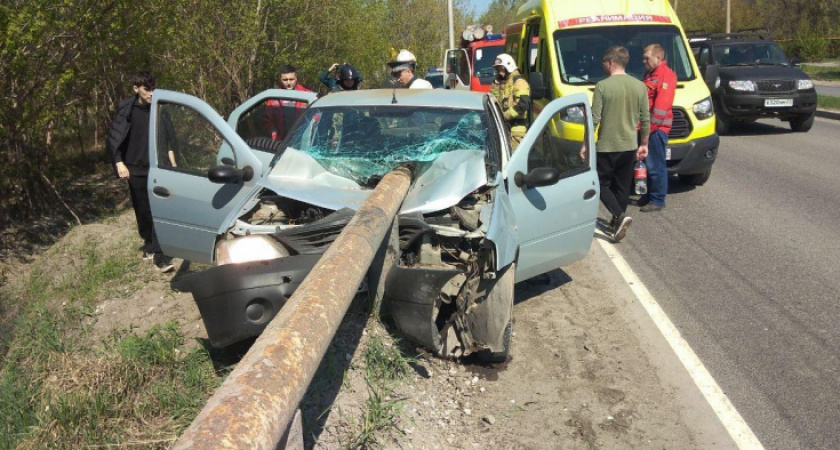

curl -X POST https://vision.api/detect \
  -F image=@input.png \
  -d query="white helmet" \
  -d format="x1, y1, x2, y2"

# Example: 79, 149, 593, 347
388, 49, 418, 71
493, 53, 518, 73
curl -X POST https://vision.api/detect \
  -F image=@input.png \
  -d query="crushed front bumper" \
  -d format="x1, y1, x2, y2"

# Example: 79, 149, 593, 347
178, 255, 320, 347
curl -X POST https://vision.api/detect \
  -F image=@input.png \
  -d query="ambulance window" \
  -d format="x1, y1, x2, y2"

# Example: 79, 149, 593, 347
526, 20, 541, 73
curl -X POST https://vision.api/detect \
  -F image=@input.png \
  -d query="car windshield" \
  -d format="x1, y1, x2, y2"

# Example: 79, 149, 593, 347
554, 24, 694, 84
274, 105, 489, 185
713, 42, 790, 66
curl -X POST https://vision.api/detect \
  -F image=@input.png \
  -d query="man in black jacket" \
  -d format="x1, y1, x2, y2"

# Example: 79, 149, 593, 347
107, 71, 175, 272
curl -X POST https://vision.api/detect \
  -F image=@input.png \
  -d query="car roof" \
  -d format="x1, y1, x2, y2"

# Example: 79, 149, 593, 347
311, 89, 486, 110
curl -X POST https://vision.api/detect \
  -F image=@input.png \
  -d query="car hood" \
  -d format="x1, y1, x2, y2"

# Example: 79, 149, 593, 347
258, 147, 488, 214
718, 65, 809, 81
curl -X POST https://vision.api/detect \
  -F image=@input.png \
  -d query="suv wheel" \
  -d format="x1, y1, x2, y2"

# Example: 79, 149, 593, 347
679, 168, 712, 186
789, 113, 814, 132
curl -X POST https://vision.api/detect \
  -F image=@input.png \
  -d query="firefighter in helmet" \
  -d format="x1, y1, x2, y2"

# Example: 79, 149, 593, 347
491, 53, 530, 150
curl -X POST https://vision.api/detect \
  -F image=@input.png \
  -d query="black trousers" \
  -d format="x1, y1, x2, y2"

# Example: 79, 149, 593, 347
596, 150, 636, 220
127, 175, 162, 254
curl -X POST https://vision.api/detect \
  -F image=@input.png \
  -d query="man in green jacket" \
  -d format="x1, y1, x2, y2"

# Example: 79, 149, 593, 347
591, 46, 650, 243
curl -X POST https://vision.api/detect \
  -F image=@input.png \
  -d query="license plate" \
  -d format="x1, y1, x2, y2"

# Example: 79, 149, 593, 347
666, 147, 672, 160
765, 98, 793, 107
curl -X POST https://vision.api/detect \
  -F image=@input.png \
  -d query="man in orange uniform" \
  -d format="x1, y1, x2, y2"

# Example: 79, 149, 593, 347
639, 43, 677, 212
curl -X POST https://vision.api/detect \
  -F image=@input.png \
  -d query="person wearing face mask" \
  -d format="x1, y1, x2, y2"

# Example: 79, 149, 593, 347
490, 53, 530, 150
388, 49, 433, 89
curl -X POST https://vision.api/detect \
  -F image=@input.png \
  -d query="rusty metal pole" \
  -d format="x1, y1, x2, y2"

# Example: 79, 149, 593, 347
174, 166, 413, 449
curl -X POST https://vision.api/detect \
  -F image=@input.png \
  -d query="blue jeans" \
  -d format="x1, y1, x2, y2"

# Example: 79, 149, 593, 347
647, 130, 669, 206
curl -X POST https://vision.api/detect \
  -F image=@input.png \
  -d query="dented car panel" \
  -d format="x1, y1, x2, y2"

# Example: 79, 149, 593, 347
148, 89, 598, 359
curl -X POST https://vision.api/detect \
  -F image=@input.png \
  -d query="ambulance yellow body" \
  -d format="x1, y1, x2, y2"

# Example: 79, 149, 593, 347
505, 0, 719, 185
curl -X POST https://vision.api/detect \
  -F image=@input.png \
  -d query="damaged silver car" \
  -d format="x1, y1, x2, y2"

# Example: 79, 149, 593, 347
147, 88, 599, 361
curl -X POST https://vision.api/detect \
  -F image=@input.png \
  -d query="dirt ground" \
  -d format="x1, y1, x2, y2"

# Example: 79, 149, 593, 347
4, 211, 736, 449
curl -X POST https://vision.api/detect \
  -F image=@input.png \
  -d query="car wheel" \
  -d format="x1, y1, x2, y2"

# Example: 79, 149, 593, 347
715, 111, 731, 135
789, 113, 814, 132
474, 263, 515, 363
679, 168, 712, 186
246, 136, 285, 153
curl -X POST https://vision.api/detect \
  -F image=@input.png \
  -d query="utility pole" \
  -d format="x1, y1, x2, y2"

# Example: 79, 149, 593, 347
726, 0, 731, 33
448, 0, 455, 50
674, 0, 678, 13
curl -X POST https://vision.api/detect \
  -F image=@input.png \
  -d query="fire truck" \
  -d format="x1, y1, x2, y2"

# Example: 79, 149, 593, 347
445, 25, 506, 92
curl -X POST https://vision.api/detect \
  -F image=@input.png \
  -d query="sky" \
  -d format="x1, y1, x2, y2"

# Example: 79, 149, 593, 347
467, 0, 493, 17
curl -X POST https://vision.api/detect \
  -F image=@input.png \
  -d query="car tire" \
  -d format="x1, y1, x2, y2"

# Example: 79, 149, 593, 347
474, 263, 515, 364
789, 113, 814, 132
246, 136, 285, 153
715, 111, 731, 135
679, 168, 712, 186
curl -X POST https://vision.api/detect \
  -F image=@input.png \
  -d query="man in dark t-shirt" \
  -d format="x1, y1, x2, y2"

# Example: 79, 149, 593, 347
107, 71, 176, 272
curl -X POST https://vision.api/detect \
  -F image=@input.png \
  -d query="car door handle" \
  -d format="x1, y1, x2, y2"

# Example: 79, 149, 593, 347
583, 189, 596, 200
153, 186, 171, 198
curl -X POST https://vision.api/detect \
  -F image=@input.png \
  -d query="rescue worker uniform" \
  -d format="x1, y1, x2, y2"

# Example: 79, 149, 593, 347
643, 61, 677, 208
491, 55, 530, 150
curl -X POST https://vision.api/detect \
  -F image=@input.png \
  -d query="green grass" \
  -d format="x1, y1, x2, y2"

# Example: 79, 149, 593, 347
341, 330, 416, 448
818, 95, 840, 111
802, 64, 840, 81
0, 236, 224, 448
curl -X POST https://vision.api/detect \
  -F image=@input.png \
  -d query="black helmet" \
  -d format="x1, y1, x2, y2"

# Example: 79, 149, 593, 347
337, 64, 361, 90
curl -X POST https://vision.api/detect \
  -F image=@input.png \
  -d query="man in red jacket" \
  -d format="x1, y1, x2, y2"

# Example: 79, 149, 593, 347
639, 44, 677, 212
265, 65, 312, 140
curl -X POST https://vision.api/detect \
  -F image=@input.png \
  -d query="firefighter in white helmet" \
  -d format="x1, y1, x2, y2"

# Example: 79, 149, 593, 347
491, 53, 531, 150
388, 49, 433, 89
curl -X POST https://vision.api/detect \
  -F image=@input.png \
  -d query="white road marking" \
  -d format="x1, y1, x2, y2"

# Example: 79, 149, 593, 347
597, 239, 765, 450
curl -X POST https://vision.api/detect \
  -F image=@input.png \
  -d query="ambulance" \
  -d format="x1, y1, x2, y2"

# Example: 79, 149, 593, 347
505, 0, 719, 185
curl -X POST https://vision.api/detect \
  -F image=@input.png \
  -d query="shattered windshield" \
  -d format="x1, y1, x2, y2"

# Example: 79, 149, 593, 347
275, 105, 489, 185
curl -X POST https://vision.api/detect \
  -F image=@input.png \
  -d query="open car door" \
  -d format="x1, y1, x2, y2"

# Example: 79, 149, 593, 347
444, 48, 472, 90
505, 93, 599, 281
147, 90, 312, 264
225, 89, 316, 167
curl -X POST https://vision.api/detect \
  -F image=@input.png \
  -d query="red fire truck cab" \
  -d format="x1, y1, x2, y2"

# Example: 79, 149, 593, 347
445, 28, 506, 92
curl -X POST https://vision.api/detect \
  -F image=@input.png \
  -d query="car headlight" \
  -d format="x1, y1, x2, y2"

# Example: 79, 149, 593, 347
693, 97, 714, 120
728, 80, 756, 92
798, 79, 814, 90
561, 105, 586, 123
216, 235, 289, 265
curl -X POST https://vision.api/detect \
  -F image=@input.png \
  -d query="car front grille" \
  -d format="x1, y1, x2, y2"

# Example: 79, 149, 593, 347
756, 80, 795, 94
668, 108, 691, 140
272, 208, 355, 255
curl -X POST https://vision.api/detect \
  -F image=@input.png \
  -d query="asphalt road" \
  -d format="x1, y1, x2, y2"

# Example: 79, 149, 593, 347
614, 116, 840, 449
816, 83, 840, 98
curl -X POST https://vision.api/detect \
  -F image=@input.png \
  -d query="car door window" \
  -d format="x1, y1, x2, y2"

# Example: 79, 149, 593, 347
526, 102, 589, 178
698, 47, 710, 65
157, 103, 234, 176
236, 97, 310, 146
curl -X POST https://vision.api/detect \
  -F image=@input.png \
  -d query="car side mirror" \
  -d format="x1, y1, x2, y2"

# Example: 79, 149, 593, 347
529, 72, 547, 100
208, 165, 254, 184
790, 57, 802, 67
703, 64, 720, 91
514, 167, 561, 189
